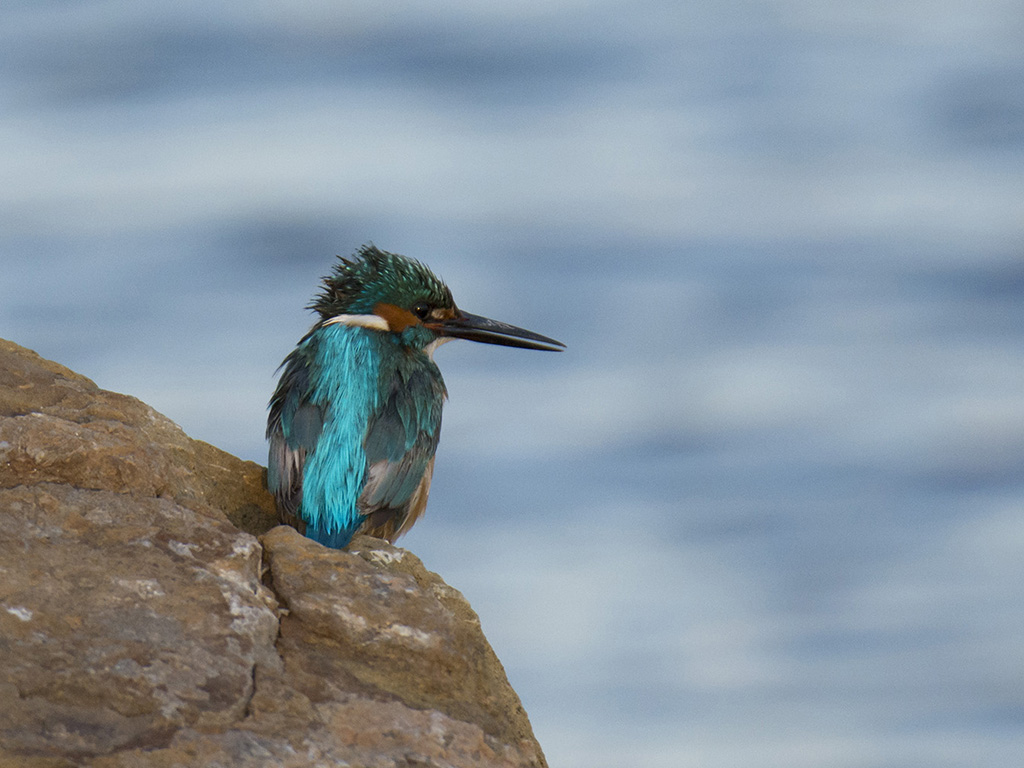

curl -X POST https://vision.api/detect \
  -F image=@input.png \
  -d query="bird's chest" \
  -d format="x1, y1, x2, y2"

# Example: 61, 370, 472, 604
374, 349, 447, 443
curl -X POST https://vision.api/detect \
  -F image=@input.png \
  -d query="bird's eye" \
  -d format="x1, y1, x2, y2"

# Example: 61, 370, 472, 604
412, 302, 431, 320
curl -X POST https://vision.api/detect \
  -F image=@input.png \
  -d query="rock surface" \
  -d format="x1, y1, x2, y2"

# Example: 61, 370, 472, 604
0, 339, 546, 768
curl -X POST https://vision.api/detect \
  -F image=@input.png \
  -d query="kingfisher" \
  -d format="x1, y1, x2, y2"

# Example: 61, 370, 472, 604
266, 244, 564, 549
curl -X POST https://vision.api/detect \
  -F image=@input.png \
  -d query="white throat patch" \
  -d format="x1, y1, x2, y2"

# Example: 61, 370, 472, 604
423, 336, 453, 360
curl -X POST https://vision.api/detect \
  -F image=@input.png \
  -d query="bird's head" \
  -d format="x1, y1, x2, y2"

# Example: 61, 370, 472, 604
311, 244, 565, 353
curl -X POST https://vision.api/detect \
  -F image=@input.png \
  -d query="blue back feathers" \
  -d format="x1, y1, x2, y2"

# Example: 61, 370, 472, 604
298, 323, 380, 546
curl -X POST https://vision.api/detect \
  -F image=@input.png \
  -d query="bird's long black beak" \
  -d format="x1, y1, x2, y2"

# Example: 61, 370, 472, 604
437, 311, 565, 351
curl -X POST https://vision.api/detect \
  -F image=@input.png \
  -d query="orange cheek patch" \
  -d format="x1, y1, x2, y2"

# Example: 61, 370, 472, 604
373, 302, 420, 332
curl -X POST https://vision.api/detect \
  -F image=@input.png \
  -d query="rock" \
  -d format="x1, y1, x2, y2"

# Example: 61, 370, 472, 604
0, 339, 278, 536
0, 339, 547, 768
0, 484, 278, 757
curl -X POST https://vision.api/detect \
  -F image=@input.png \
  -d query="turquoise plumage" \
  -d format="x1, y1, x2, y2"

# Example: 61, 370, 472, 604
267, 245, 563, 548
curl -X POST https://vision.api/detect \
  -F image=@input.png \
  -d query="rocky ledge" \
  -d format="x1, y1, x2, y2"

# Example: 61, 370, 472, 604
0, 339, 546, 768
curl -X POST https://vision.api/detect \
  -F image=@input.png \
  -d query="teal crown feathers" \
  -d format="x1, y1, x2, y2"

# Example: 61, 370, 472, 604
309, 244, 454, 318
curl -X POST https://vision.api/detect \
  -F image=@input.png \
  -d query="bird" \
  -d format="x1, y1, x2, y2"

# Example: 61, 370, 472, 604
266, 244, 564, 549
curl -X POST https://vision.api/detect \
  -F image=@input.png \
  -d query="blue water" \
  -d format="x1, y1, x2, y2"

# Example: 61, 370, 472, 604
3, 3, 1024, 765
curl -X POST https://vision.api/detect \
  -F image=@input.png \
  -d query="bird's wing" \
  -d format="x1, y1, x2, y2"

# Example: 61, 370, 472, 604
266, 349, 324, 530
358, 365, 444, 541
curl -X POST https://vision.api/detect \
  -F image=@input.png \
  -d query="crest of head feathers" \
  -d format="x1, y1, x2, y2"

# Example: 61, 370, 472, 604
309, 244, 454, 318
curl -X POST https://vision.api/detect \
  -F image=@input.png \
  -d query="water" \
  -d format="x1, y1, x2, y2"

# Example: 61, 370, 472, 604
3, 2, 1024, 765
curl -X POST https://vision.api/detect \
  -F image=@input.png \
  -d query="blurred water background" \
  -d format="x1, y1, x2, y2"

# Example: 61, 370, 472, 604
3, 2, 1024, 766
